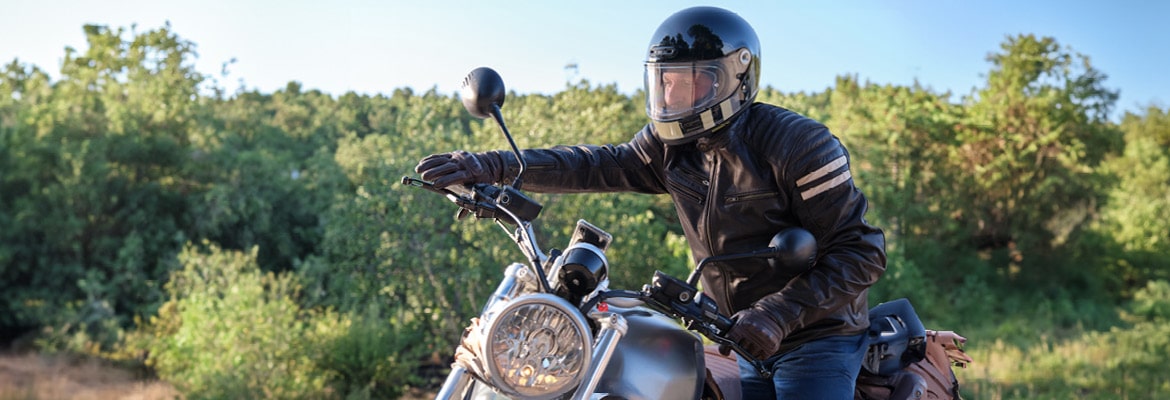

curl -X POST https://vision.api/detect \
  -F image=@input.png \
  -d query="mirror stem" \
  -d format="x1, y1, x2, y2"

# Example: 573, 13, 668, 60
490, 104, 526, 190
686, 248, 781, 287
686, 259, 711, 287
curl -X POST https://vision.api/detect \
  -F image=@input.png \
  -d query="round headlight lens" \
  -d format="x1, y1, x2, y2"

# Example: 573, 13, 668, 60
482, 293, 592, 399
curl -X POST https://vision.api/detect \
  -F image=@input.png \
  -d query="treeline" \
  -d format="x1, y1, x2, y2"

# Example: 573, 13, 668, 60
1, 25, 1168, 399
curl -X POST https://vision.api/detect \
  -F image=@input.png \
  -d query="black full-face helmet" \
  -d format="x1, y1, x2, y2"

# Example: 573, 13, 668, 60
644, 6, 760, 145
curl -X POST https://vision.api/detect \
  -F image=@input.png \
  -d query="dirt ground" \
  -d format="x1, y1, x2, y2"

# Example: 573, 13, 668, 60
0, 352, 443, 400
0, 352, 178, 400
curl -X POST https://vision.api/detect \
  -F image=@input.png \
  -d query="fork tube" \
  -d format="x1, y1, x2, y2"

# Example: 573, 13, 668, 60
571, 312, 628, 400
434, 365, 470, 400
482, 263, 525, 313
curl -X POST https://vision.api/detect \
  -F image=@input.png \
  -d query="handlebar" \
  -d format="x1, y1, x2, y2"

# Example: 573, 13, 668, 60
402, 175, 770, 377
401, 177, 500, 220
401, 177, 542, 225
580, 271, 772, 378
646, 271, 733, 334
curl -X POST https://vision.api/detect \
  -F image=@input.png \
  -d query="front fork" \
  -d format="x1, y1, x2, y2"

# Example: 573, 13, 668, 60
433, 312, 629, 400
435, 365, 472, 400
435, 263, 527, 400
570, 311, 627, 400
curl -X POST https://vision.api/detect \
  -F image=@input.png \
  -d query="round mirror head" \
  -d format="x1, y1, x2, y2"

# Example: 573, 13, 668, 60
768, 228, 817, 272
461, 67, 506, 119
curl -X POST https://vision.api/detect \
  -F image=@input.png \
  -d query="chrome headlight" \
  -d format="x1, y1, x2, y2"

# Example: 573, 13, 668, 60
480, 293, 593, 399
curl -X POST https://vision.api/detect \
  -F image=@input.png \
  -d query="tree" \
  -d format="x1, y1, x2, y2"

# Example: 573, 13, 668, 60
0, 61, 56, 329
956, 34, 1121, 279
1099, 106, 1170, 286
0, 24, 204, 333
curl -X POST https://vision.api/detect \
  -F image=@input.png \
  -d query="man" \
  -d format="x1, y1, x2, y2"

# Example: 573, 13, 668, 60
416, 6, 886, 399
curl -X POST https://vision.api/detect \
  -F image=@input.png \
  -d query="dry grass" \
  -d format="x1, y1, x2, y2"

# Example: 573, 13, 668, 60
0, 353, 179, 400
399, 387, 439, 400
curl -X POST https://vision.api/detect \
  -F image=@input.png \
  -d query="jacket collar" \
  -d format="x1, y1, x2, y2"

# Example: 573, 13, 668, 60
695, 104, 752, 152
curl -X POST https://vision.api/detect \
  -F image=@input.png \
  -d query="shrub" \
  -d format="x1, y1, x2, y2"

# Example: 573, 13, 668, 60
141, 241, 332, 399
312, 306, 425, 400
962, 280, 1170, 399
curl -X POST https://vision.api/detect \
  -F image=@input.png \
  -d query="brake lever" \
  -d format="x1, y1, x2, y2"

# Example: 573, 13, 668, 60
587, 286, 773, 378
640, 271, 774, 378
705, 329, 773, 378
401, 176, 451, 196
401, 176, 492, 217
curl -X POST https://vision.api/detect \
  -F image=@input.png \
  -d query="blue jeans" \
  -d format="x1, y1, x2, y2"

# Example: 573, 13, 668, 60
737, 332, 868, 400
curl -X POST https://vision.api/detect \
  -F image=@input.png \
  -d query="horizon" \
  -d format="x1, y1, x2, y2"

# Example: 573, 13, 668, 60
2, 1, 1167, 120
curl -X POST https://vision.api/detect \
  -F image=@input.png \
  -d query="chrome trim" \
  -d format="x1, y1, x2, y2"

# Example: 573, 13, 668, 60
482, 263, 528, 312
435, 365, 471, 400
571, 312, 628, 400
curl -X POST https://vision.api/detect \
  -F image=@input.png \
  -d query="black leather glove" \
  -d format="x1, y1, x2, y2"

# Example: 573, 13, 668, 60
415, 151, 503, 188
723, 307, 785, 360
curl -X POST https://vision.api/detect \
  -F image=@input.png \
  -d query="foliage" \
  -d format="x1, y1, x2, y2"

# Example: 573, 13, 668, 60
0, 24, 199, 334
958, 35, 1121, 276
185, 84, 343, 274
311, 305, 426, 400
134, 241, 425, 399
141, 241, 332, 399
963, 280, 1170, 399
1097, 105, 1170, 288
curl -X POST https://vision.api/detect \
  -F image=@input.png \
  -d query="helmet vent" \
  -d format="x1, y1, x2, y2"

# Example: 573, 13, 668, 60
649, 44, 677, 58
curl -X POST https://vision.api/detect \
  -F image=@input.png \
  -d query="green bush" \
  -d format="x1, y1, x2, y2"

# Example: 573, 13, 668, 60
866, 245, 933, 308
1127, 280, 1170, 323
137, 240, 429, 399
312, 306, 425, 400
963, 280, 1170, 399
142, 241, 332, 399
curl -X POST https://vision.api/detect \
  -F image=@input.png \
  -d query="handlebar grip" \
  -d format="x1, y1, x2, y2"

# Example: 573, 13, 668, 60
696, 294, 733, 335
713, 313, 733, 334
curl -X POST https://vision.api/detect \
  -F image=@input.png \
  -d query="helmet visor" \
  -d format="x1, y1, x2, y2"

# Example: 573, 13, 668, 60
645, 60, 737, 121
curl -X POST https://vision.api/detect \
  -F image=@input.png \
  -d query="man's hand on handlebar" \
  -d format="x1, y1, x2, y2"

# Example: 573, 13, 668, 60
415, 150, 504, 188
720, 307, 785, 360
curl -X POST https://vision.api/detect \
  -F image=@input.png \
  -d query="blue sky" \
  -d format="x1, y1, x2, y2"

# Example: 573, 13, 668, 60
2, 0, 1167, 119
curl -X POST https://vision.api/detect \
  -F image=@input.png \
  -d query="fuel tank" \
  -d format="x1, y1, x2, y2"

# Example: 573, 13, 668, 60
593, 307, 706, 399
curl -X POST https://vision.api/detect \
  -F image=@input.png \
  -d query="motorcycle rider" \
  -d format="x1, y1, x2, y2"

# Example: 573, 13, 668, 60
416, 6, 886, 399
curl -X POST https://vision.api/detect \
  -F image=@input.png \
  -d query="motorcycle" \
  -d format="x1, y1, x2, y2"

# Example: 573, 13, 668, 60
403, 67, 970, 400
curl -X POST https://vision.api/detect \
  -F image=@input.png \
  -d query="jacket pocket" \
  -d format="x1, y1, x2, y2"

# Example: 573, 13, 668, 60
666, 167, 708, 205
667, 178, 706, 205
724, 189, 780, 204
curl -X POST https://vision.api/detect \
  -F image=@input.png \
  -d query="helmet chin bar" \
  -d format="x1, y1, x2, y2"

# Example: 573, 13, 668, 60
651, 89, 747, 145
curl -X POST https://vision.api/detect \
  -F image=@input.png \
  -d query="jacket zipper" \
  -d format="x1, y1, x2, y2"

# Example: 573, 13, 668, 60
698, 151, 735, 313
701, 151, 717, 257
725, 190, 780, 203
666, 179, 705, 204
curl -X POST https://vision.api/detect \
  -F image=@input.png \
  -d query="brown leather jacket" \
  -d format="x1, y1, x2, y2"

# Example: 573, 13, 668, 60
496, 103, 886, 354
